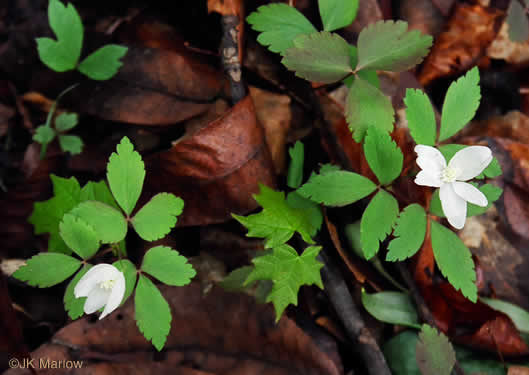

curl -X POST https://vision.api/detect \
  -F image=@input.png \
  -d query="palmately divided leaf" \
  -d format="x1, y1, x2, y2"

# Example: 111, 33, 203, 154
506, 0, 529, 43
13, 253, 81, 287
360, 190, 399, 259
346, 76, 395, 142
36, 0, 83, 72
286, 192, 323, 236
297, 169, 376, 206
233, 184, 315, 248
416, 324, 456, 375
245, 244, 323, 320
132, 193, 184, 241
247, 3, 317, 54
318, 0, 359, 32
141, 246, 196, 286
113, 259, 137, 305
404, 89, 437, 146
287, 141, 304, 189
55, 112, 78, 132
33, 125, 56, 144
79, 180, 119, 209
439, 67, 481, 141
78, 45, 128, 80
363, 126, 403, 185
430, 221, 477, 302
29, 175, 82, 254
356, 20, 432, 72
59, 213, 100, 259
64, 264, 91, 319
58, 135, 83, 155
107, 136, 145, 216
387, 204, 427, 261
282, 31, 353, 83
69, 201, 127, 244
134, 275, 171, 351
361, 290, 421, 329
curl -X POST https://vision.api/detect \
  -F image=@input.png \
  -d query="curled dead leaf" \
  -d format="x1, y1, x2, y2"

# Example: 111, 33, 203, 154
145, 95, 276, 226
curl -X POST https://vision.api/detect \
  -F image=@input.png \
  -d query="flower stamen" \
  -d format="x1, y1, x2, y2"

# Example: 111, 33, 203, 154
440, 166, 459, 183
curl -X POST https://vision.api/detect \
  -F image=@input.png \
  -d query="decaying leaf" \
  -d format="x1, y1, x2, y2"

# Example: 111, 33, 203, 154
145, 95, 276, 226
4, 283, 342, 375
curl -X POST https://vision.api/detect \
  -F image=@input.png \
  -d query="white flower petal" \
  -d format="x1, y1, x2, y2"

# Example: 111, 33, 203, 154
415, 170, 443, 187
74, 264, 118, 298
448, 146, 493, 181
440, 183, 467, 229
84, 287, 110, 314
415, 145, 447, 173
99, 271, 126, 320
453, 181, 488, 207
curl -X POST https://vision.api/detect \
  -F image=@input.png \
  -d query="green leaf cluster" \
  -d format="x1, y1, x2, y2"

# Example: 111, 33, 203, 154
248, 4, 432, 142
37, 0, 127, 80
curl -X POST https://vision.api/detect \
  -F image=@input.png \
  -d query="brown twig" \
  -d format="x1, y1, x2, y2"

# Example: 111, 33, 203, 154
220, 14, 246, 104
318, 249, 392, 375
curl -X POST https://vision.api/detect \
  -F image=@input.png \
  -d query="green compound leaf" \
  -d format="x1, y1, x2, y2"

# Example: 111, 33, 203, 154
107, 136, 146, 216
69, 201, 127, 243
36, 0, 83, 72
13, 253, 81, 287
481, 297, 529, 333
506, 0, 529, 43
78, 45, 128, 81
429, 183, 503, 218
439, 67, 481, 142
233, 184, 315, 248
247, 3, 317, 54
132, 193, 184, 241
361, 290, 421, 329
58, 135, 83, 155
29, 175, 82, 254
297, 169, 376, 206
404, 89, 436, 146
33, 125, 56, 144
219, 266, 254, 292
282, 31, 353, 83
430, 221, 477, 302
286, 192, 323, 236
360, 190, 399, 260
346, 76, 395, 142
345, 45, 380, 88
79, 180, 118, 209
59, 213, 99, 259
356, 20, 432, 72
55, 112, 78, 132
135, 275, 171, 351
141, 246, 196, 286
64, 264, 91, 319
416, 324, 456, 375
363, 127, 403, 185
287, 141, 304, 189
318, 0, 359, 31
387, 204, 427, 261
113, 259, 137, 305
245, 244, 323, 320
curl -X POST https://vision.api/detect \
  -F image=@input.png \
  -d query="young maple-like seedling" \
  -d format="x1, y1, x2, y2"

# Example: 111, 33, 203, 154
15, 136, 196, 351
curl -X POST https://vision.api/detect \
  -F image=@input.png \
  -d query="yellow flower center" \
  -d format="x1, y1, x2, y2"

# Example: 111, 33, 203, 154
99, 279, 116, 290
440, 166, 459, 183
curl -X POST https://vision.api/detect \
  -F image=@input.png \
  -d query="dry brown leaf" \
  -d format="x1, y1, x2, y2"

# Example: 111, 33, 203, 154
5, 283, 343, 375
488, 22, 529, 64
419, 3, 503, 85
144, 95, 276, 226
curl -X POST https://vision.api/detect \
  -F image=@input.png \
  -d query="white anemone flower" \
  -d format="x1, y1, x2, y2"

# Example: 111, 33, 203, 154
74, 263, 126, 320
414, 145, 493, 230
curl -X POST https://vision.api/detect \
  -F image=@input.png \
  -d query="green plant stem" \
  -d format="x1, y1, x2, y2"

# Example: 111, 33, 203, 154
39, 83, 79, 159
